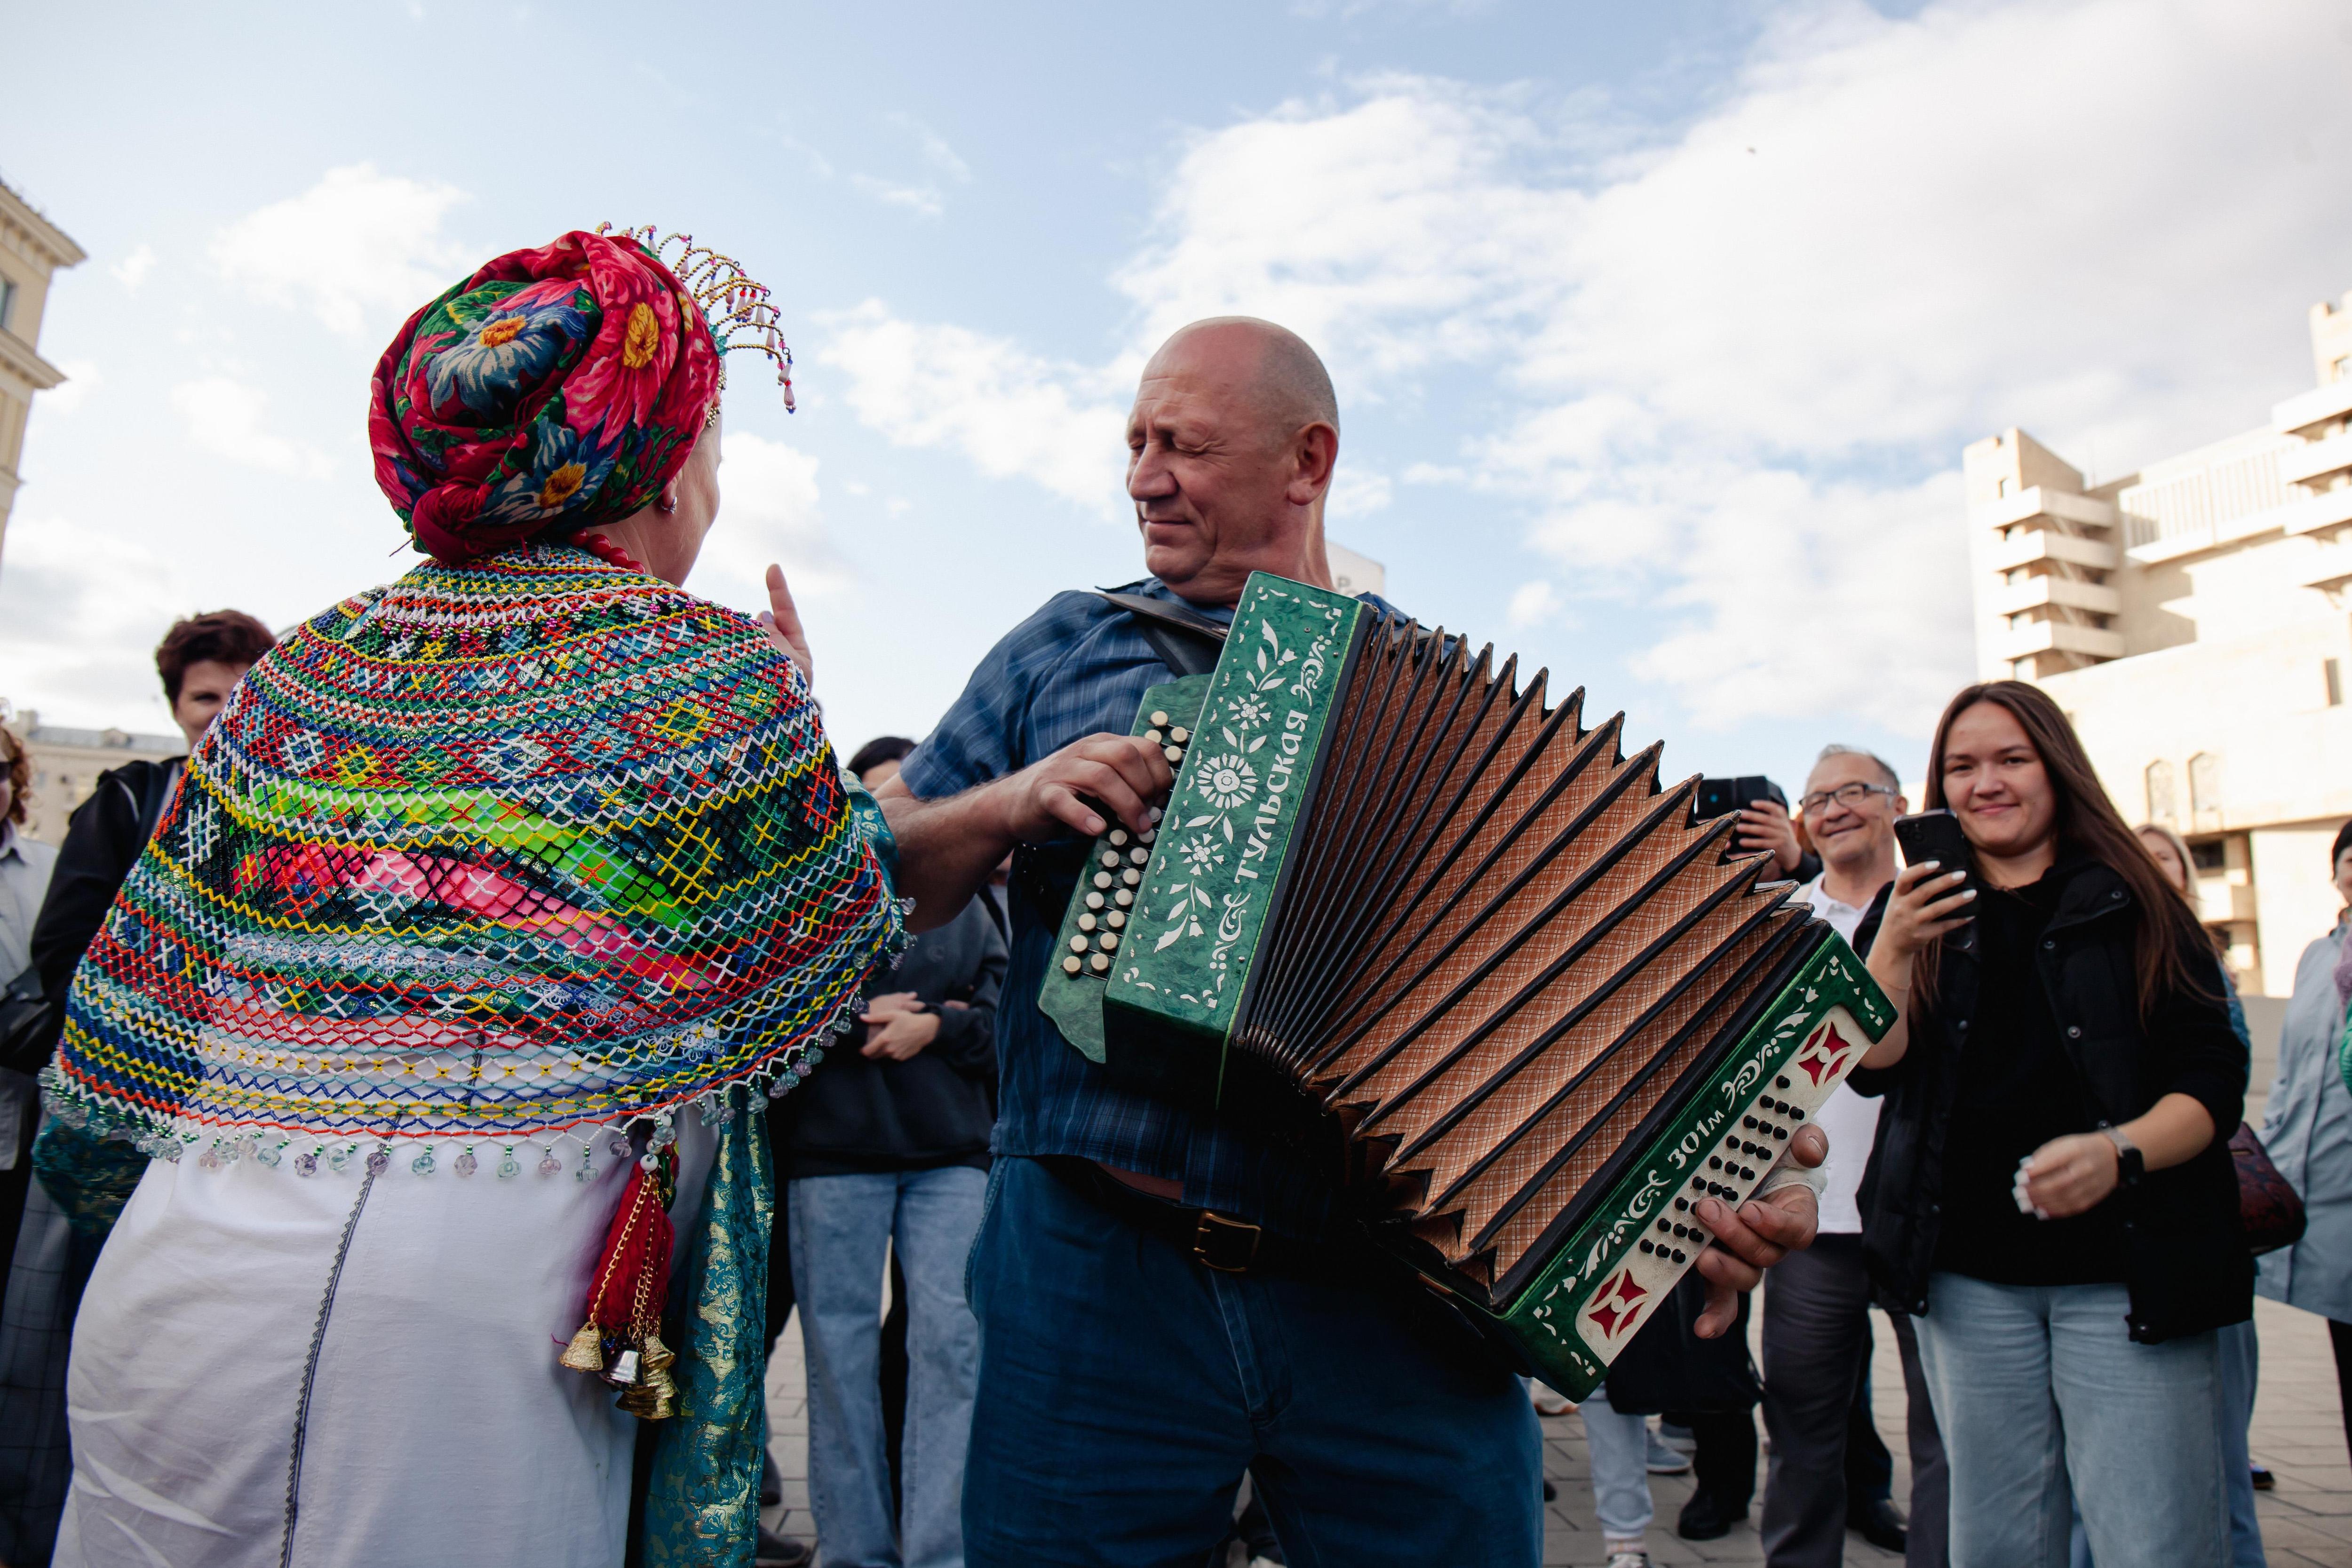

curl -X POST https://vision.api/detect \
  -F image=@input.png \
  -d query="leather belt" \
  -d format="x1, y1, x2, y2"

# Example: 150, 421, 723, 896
1045, 1158, 1352, 1278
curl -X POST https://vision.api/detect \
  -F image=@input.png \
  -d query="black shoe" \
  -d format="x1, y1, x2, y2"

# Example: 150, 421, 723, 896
754, 1524, 813, 1567
2251, 1464, 2276, 1491
1848, 1496, 1907, 1553
1677, 1491, 1746, 1541
1542, 1478, 1558, 1502
760, 1449, 783, 1507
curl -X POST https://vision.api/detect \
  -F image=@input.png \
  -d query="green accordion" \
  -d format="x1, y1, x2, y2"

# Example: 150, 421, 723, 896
1038, 573, 1893, 1398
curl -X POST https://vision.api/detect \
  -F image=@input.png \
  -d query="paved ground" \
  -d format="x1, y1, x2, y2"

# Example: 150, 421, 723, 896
763, 1291, 2349, 1565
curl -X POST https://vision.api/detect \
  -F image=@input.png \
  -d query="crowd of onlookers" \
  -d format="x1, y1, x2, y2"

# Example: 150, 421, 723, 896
5, 617, 2352, 1568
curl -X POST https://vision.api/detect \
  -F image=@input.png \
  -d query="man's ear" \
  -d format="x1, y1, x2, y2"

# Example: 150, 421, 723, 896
1287, 422, 1339, 504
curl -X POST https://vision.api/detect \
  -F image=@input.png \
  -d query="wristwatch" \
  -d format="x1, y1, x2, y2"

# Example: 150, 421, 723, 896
2099, 1125, 2145, 1189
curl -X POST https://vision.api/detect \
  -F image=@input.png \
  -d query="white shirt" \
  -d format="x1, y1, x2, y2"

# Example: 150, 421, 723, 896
1800, 873, 1884, 1234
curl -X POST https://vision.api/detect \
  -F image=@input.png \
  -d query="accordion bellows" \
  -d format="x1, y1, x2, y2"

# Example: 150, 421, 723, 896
1041, 573, 1891, 1396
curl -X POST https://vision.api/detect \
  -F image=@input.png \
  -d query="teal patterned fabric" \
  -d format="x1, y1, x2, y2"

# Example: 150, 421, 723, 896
642, 1087, 771, 1567
30, 1117, 147, 1239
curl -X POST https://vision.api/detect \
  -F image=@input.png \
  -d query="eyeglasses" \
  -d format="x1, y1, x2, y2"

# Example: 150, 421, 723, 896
1798, 781, 1895, 818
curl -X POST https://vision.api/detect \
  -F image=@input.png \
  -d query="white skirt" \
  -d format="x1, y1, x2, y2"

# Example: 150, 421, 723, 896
54, 1122, 713, 1568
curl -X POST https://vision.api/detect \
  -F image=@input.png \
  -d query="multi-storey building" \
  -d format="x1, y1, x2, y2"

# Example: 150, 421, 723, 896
0, 176, 85, 570
2, 710, 182, 847
1964, 287, 2352, 996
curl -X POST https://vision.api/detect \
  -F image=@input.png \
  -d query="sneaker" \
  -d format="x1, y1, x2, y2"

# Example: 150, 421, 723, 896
2251, 1464, 2276, 1491
1604, 1551, 1653, 1568
1644, 1428, 1692, 1474
1654, 1419, 1696, 1455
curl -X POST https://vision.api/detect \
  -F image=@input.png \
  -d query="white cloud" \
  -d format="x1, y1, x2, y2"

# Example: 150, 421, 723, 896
209, 164, 469, 335
110, 245, 156, 292
816, 300, 1128, 509
849, 175, 946, 219
803, 0, 2352, 739
1506, 579, 1560, 628
0, 512, 187, 726
42, 360, 101, 415
170, 378, 334, 478
888, 113, 973, 183
1327, 466, 1392, 519
696, 431, 850, 599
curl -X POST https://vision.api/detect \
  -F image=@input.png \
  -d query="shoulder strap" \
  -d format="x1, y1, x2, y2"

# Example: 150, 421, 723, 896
1095, 589, 1228, 678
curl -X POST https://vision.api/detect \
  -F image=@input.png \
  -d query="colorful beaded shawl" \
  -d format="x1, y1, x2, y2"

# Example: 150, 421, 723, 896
40, 544, 902, 1177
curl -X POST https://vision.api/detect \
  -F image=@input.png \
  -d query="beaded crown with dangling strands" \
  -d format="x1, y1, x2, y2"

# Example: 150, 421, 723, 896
595, 224, 795, 429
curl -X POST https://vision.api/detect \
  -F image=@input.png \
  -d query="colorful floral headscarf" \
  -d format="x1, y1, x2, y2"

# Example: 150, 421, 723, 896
369, 230, 723, 563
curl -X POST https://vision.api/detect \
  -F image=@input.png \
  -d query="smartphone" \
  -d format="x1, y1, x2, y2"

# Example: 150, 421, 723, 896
1893, 810, 1974, 919
1696, 776, 1785, 821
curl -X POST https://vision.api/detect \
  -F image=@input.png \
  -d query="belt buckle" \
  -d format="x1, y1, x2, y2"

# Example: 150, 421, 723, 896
1192, 1210, 1262, 1274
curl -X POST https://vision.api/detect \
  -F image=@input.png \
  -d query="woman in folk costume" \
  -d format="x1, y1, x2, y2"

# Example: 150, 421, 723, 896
32, 227, 902, 1566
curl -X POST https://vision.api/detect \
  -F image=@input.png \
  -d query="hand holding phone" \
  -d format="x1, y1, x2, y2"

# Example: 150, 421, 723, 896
1877, 810, 1978, 963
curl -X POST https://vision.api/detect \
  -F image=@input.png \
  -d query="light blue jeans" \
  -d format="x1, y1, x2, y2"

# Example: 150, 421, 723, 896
2070, 1317, 2266, 1568
1578, 1383, 1654, 1543
1915, 1273, 2225, 1568
790, 1166, 988, 1568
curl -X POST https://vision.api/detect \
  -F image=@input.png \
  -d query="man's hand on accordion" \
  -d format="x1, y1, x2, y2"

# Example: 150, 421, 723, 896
876, 732, 1174, 931
1688, 1121, 1829, 1338
1003, 732, 1176, 841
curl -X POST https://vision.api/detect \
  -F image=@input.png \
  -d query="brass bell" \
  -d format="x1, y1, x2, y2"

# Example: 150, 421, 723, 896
639, 1331, 676, 1376
618, 1368, 676, 1419
558, 1321, 605, 1374
602, 1347, 642, 1387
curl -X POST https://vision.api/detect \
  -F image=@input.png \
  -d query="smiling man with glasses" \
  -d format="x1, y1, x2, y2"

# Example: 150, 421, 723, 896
1759, 745, 1951, 1568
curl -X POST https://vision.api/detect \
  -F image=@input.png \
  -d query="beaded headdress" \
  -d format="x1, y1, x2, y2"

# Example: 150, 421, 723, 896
370, 226, 795, 563
596, 225, 795, 425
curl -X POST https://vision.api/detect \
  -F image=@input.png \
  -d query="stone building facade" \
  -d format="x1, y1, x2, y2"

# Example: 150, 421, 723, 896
0, 176, 85, 570
1964, 288, 2352, 995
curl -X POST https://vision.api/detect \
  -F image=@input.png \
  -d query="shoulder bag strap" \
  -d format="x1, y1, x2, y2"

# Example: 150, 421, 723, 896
1094, 589, 1228, 678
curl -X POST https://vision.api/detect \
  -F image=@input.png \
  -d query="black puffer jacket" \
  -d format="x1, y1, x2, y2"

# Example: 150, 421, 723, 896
1849, 850, 2251, 1343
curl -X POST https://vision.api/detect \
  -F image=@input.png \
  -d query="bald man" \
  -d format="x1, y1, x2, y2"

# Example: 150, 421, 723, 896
877, 320, 1814, 1567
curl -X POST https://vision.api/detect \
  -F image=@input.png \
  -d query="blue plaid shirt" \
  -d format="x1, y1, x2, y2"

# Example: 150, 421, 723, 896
900, 577, 1399, 1239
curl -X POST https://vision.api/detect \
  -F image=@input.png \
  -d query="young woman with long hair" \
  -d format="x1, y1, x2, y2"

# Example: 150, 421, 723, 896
1849, 681, 2249, 1568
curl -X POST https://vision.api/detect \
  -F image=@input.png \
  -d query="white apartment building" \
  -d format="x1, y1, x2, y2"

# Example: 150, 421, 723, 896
1964, 288, 2352, 996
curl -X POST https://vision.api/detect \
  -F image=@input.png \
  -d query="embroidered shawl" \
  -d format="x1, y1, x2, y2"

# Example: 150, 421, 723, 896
42, 544, 901, 1176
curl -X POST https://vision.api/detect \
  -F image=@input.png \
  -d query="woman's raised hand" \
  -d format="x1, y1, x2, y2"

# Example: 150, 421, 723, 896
759, 563, 813, 684
1874, 860, 1976, 964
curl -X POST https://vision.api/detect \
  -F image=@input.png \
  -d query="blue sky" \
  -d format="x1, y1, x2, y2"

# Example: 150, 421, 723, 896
4, 0, 2349, 800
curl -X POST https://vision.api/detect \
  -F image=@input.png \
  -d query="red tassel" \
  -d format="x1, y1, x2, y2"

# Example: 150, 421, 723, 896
565, 1141, 677, 1385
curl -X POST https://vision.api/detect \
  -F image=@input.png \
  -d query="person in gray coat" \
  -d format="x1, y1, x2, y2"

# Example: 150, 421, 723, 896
2256, 818, 2352, 1469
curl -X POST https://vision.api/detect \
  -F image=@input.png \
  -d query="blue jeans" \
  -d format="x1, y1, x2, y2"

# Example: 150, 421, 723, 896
1914, 1273, 2224, 1568
791, 1165, 988, 1568
2217, 1319, 2265, 1567
961, 1157, 1541, 1568
1579, 1383, 1654, 1543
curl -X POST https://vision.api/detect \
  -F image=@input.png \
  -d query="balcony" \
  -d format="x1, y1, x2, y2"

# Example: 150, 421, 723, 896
2280, 431, 2352, 491
2279, 484, 2352, 539
2274, 377, 2352, 440
1991, 618, 2125, 663
1986, 528, 2119, 573
1989, 575, 2122, 618
1974, 486, 2119, 533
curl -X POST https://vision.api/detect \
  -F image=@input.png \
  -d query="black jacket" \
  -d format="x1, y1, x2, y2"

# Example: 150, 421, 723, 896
772, 894, 1007, 1178
1848, 850, 2251, 1342
28, 760, 181, 1006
